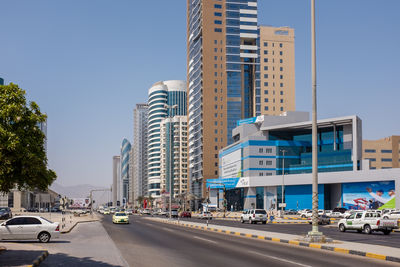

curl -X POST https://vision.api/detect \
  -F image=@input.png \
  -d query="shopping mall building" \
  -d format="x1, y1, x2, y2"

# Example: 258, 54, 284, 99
207, 112, 399, 211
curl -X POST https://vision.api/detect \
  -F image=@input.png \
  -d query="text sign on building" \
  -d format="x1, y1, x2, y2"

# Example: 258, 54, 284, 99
221, 149, 242, 178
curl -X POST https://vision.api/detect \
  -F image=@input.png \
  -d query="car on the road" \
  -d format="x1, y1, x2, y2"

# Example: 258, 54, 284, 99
0, 216, 60, 243
142, 209, 151, 215
199, 211, 213, 220
338, 211, 398, 235
0, 207, 12, 220
171, 210, 179, 218
112, 212, 129, 224
241, 209, 267, 224
300, 210, 312, 218
383, 211, 400, 220
180, 211, 191, 218
308, 215, 331, 225
103, 209, 110, 215
330, 212, 344, 218
125, 209, 133, 215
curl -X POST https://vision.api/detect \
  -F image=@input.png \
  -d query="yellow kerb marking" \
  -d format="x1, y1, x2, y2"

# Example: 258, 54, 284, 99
245, 234, 252, 238
334, 248, 349, 254
309, 244, 321, 249
366, 253, 386, 260
271, 238, 280, 242
235, 232, 241, 236
289, 240, 300, 245
258, 236, 265, 240
217, 229, 223, 232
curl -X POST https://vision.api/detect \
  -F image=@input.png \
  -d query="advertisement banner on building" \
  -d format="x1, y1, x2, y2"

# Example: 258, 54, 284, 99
70, 198, 90, 208
221, 149, 242, 178
342, 181, 395, 210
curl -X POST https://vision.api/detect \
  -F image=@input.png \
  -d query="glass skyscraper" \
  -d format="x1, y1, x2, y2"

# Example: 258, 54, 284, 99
120, 138, 131, 206
147, 80, 186, 199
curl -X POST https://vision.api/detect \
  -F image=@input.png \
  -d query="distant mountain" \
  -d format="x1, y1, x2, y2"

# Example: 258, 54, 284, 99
50, 182, 112, 207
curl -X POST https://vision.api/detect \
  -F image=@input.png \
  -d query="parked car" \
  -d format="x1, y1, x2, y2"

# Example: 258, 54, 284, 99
300, 210, 313, 218
285, 209, 298, 215
333, 207, 347, 214
0, 207, 12, 220
383, 211, 400, 220
330, 212, 344, 218
142, 209, 151, 215
199, 211, 213, 220
241, 209, 267, 224
324, 210, 333, 217
0, 216, 60, 242
338, 211, 398, 235
180, 211, 192, 218
308, 215, 331, 225
125, 209, 133, 215
171, 210, 179, 218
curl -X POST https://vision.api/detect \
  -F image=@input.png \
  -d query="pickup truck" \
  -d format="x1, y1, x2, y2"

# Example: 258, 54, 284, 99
338, 211, 398, 235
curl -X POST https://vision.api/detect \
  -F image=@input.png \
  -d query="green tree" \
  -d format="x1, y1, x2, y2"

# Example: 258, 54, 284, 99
0, 83, 56, 192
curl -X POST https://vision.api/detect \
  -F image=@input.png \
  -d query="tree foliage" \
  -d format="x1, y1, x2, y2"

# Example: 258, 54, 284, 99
0, 83, 56, 192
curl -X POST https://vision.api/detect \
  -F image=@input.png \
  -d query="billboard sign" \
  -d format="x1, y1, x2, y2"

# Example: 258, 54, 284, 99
342, 181, 395, 210
70, 198, 91, 208
221, 149, 241, 178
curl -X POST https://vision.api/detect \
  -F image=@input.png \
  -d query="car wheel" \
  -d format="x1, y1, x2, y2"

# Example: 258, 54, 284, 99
364, 224, 372, 234
262, 221, 266, 224
241, 218, 244, 223
339, 224, 346, 232
301, 215, 306, 218
38, 232, 51, 243
383, 230, 391, 235
383, 216, 389, 219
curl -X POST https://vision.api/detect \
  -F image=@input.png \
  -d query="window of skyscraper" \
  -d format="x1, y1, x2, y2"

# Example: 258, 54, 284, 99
280, 107, 283, 111
264, 98, 268, 103
214, 4, 222, 8
214, 20, 222, 25
214, 12, 222, 16
280, 99, 283, 103
382, 158, 392, 162
264, 90, 268, 94
280, 51, 283, 55
280, 67, 283, 71
280, 43, 283, 47
280, 59, 283, 63
264, 106, 268, 111
280, 91, 283, 95
264, 58, 268, 63
264, 82, 268, 86
264, 42, 268, 46
264, 50, 268, 54
214, 28, 222, 32
264, 66, 268, 70
381, 150, 392, 153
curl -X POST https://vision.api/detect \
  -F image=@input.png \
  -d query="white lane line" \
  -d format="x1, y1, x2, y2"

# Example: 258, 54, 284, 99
161, 227, 174, 232
248, 251, 313, 267
193, 236, 218, 244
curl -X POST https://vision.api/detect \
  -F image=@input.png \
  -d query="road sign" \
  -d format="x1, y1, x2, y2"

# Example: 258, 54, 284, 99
279, 203, 287, 208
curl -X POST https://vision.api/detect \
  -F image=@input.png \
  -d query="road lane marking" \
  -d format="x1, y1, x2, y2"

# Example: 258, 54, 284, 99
248, 251, 313, 267
161, 227, 174, 232
193, 236, 218, 244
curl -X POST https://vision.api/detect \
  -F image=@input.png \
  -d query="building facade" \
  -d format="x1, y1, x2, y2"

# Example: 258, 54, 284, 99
147, 80, 186, 198
363, 136, 400, 170
120, 139, 131, 206
187, 1, 296, 207
160, 116, 189, 201
132, 103, 149, 206
259, 26, 295, 115
112, 155, 121, 206
208, 111, 365, 211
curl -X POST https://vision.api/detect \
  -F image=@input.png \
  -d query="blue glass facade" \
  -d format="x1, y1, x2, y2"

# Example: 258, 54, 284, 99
121, 138, 131, 204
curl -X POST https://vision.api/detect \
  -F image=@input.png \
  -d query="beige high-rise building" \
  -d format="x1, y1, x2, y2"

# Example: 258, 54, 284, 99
259, 26, 295, 115
363, 136, 400, 169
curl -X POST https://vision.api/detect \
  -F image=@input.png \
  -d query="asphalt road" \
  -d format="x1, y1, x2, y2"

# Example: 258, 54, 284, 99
173, 216, 400, 248
101, 215, 398, 267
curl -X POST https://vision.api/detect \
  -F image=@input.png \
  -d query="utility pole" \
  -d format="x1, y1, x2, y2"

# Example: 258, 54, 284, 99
307, 0, 324, 242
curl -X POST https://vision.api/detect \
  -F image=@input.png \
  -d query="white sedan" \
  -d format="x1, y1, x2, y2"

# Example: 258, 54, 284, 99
0, 216, 60, 243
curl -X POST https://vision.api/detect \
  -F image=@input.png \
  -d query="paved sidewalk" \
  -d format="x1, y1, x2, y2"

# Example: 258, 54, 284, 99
0, 242, 47, 267
146, 216, 400, 263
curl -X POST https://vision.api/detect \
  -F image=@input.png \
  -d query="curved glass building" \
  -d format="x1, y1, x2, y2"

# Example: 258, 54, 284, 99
121, 138, 131, 206
147, 80, 186, 198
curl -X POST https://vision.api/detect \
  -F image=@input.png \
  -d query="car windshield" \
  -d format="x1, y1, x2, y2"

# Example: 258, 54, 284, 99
40, 217, 53, 223
0, 208, 8, 211
116, 213, 126, 216
255, 210, 266, 214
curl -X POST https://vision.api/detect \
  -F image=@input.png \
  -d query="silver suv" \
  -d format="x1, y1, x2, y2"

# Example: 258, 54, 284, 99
241, 209, 267, 224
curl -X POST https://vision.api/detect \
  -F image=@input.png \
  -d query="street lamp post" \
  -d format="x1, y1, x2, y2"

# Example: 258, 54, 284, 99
307, 0, 324, 241
281, 149, 286, 216
165, 104, 178, 220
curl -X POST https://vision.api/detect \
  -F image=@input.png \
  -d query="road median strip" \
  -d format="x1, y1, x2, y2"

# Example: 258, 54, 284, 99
27, 250, 49, 267
150, 218, 400, 264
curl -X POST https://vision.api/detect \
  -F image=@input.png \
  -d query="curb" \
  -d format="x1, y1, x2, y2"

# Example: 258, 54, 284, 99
27, 250, 49, 267
157, 219, 400, 264
61, 219, 99, 234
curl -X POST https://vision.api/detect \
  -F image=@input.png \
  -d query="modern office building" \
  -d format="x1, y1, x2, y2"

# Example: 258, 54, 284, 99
259, 26, 295, 115
187, 1, 296, 207
147, 80, 186, 199
206, 111, 380, 211
112, 155, 121, 206
132, 103, 149, 206
120, 139, 131, 206
160, 116, 189, 202
363, 136, 400, 170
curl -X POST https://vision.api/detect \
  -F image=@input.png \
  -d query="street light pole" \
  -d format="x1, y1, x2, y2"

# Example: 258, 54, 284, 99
281, 150, 286, 216
307, 0, 323, 241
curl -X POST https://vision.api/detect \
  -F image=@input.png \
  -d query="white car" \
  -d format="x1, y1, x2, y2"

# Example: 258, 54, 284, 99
0, 216, 60, 243
199, 211, 213, 220
330, 212, 344, 218
383, 211, 400, 220
241, 209, 267, 224
338, 211, 398, 235
300, 210, 312, 218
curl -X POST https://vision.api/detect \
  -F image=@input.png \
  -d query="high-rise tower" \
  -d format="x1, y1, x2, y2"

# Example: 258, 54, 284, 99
120, 139, 131, 206
147, 80, 186, 199
187, 0, 261, 205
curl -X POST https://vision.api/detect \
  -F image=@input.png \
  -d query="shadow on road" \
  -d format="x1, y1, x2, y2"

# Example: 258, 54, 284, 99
0, 240, 71, 244
0, 249, 45, 266
42, 253, 124, 267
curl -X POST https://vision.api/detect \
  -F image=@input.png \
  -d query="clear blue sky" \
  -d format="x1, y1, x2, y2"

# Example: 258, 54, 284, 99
1, 1, 399, 187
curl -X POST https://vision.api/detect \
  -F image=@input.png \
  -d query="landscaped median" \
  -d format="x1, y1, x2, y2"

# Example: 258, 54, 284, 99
145, 217, 400, 264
